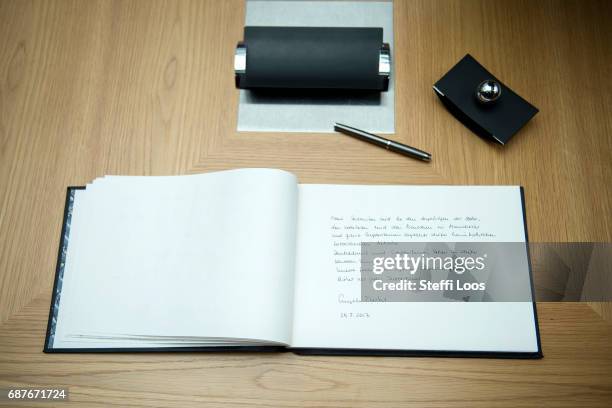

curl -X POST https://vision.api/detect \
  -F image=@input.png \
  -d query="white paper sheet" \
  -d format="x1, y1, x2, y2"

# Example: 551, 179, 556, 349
53, 169, 298, 348
291, 185, 539, 352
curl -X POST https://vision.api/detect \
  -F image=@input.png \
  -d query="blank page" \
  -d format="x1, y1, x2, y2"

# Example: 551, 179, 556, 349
53, 169, 297, 348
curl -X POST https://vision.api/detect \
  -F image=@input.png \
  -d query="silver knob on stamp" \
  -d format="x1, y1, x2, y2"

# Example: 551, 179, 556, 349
475, 79, 502, 104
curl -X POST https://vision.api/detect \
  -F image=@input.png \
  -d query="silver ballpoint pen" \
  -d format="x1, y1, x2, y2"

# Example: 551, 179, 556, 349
334, 123, 431, 162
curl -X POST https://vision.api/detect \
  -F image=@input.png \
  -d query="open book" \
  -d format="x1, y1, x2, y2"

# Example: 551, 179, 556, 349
45, 169, 541, 357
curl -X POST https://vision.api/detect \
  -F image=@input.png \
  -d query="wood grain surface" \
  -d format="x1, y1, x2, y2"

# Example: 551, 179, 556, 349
0, 0, 610, 406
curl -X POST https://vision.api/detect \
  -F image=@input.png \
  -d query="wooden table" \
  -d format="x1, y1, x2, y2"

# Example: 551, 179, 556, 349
1, 0, 611, 406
